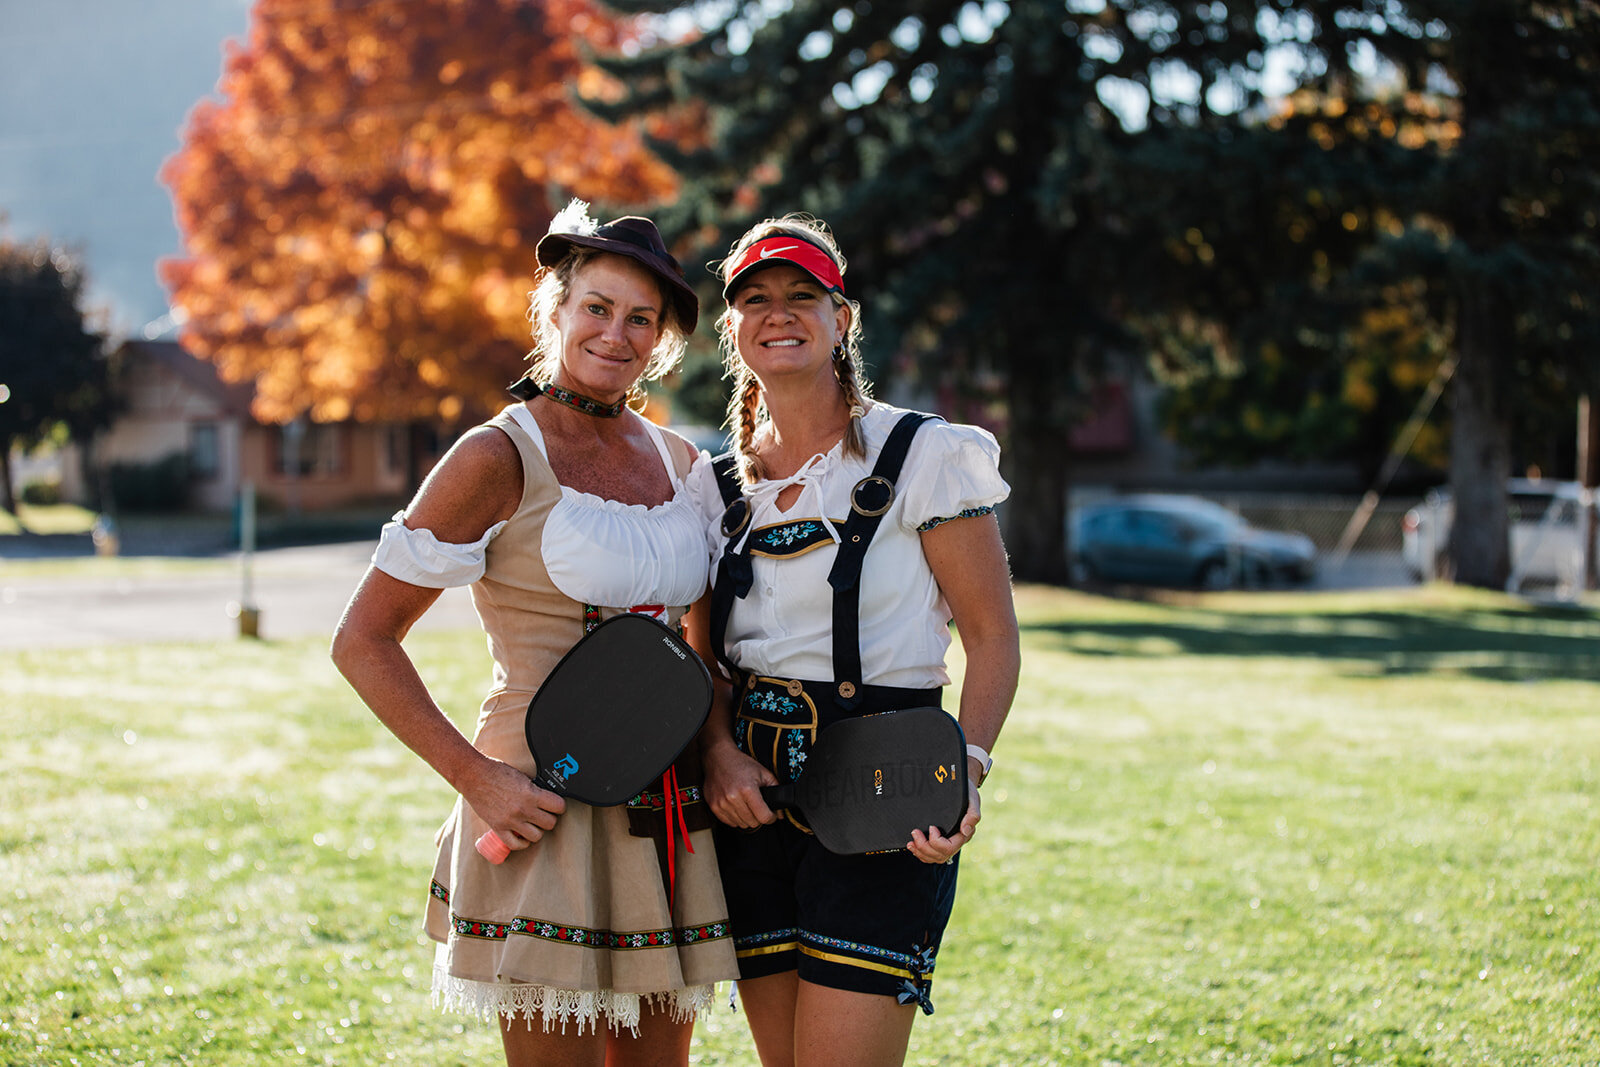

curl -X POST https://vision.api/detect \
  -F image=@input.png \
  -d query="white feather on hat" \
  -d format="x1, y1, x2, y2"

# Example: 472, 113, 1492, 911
547, 197, 599, 237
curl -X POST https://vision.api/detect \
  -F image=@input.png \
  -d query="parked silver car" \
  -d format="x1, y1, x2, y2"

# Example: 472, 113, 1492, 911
1401, 478, 1592, 587
1071, 494, 1317, 590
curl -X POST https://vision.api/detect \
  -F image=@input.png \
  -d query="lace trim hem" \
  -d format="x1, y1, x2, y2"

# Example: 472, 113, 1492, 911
430, 961, 717, 1036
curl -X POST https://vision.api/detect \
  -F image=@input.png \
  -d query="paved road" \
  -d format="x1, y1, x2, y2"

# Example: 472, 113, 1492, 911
0, 540, 481, 649
0, 535, 1422, 651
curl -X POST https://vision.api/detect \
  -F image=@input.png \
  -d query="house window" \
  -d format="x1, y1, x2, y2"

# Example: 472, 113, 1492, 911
277, 421, 342, 478
189, 422, 220, 477
383, 425, 407, 477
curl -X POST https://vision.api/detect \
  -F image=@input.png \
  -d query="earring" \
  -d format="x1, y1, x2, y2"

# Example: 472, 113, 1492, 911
832, 342, 847, 362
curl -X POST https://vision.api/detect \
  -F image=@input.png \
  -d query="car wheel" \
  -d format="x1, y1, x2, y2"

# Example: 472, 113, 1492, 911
1196, 559, 1231, 590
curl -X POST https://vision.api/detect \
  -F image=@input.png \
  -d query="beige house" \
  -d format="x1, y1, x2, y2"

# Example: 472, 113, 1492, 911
61, 340, 436, 513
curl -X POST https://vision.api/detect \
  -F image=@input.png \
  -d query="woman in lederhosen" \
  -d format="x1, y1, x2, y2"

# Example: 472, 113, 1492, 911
686, 214, 1021, 1067
333, 201, 737, 1067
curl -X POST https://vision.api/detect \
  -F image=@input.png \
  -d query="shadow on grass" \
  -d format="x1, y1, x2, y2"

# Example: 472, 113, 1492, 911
1025, 599, 1600, 682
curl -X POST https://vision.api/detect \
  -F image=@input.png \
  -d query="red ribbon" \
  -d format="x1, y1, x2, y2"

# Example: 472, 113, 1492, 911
662, 764, 695, 910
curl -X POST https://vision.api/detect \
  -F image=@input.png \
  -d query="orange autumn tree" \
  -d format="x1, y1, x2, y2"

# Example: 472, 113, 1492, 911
160, 0, 679, 427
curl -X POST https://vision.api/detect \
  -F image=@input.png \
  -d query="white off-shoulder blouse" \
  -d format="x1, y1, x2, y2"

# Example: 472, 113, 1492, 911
373, 405, 710, 611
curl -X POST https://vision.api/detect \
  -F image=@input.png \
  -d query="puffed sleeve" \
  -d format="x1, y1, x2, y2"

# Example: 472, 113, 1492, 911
896, 420, 1011, 533
684, 450, 730, 567
370, 510, 508, 588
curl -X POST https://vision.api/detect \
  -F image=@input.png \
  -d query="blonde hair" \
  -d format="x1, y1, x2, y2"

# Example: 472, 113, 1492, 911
713, 214, 872, 483
525, 247, 690, 408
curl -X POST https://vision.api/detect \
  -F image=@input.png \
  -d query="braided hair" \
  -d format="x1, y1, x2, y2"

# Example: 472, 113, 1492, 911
714, 215, 872, 484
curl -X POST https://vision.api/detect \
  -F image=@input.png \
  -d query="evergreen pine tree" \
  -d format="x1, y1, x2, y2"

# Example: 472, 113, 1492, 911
593, 1, 1299, 582
1120, 1, 1600, 587
593, 1, 1600, 587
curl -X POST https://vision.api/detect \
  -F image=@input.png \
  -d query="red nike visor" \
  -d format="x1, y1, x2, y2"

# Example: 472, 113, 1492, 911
723, 235, 846, 299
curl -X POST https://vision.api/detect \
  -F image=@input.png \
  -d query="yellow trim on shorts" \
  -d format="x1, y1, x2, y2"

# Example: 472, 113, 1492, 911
737, 941, 797, 960
799, 945, 914, 980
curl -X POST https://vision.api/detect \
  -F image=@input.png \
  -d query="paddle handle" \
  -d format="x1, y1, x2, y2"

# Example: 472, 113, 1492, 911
759, 784, 795, 811
475, 830, 512, 864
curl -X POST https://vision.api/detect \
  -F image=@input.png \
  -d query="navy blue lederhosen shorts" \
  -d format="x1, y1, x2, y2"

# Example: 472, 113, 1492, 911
715, 675, 958, 1014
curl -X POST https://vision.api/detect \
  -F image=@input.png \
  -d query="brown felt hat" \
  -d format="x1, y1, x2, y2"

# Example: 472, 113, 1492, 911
537, 212, 699, 334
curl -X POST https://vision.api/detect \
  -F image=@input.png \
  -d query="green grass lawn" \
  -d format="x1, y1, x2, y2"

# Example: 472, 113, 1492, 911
0, 503, 99, 536
3, 585, 1597, 1065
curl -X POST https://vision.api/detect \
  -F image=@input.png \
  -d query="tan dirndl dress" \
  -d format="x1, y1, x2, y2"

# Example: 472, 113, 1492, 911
423, 407, 736, 1034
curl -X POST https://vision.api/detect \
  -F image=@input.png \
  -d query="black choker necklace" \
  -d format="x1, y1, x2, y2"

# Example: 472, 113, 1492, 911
540, 382, 626, 418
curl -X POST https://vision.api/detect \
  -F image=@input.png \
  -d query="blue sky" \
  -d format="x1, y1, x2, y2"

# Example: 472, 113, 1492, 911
0, 0, 252, 337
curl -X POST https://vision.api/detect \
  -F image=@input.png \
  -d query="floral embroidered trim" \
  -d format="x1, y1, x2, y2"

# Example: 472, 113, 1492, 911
453, 917, 516, 941
541, 382, 626, 418
449, 912, 731, 949
916, 505, 995, 533
744, 689, 808, 722
799, 930, 935, 976
734, 927, 800, 952
748, 518, 844, 558
784, 728, 809, 779
737, 680, 822, 790
795, 935, 939, 1013
627, 784, 704, 809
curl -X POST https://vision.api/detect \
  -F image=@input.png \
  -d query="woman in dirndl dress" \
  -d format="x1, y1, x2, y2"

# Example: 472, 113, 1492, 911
333, 201, 738, 1066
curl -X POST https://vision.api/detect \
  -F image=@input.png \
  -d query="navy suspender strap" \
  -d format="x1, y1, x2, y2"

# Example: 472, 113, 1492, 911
826, 411, 935, 711
708, 452, 750, 677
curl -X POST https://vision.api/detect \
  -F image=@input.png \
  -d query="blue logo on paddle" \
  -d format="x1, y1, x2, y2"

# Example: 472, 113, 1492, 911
552, 753, 580, 780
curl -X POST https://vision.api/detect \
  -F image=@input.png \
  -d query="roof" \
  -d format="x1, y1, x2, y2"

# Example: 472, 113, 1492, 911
118, 339, 257, 418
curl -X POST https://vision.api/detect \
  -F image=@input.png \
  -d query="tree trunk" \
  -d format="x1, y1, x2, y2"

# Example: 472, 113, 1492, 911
1580, 395, 1599, 590
1446, 285, 1512, 589
0, 435, 17, 517
1002, 369, 1071, 585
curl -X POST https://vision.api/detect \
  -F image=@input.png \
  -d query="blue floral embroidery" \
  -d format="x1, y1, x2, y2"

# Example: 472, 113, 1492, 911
747, 691, 805, 720
801, 932, 931, 974
784, 729, 809, 778
736, 926, 799, 951
759, 521, 821, 549
916, 505, 995, 533
796, 932, 938, 1013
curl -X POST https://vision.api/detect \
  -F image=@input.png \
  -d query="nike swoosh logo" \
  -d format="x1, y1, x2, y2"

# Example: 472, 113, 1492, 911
758, 244, 800, 259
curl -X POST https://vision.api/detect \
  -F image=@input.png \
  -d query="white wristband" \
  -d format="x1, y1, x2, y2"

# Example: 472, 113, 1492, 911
965, 744, 993, 785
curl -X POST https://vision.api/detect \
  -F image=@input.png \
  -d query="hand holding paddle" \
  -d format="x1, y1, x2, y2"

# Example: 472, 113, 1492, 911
759, 707, 969, 855
474, 612, 713, 863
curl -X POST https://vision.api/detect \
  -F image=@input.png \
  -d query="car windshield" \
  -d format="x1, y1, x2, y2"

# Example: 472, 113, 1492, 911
1080, 498, 1247, 539
1166, 502, 1244, 533
1509, 492, 1575, 524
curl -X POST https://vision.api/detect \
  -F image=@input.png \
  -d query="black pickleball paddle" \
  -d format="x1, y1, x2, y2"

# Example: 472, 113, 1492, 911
476, 612, 713, 862
760, 706, 969, 855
